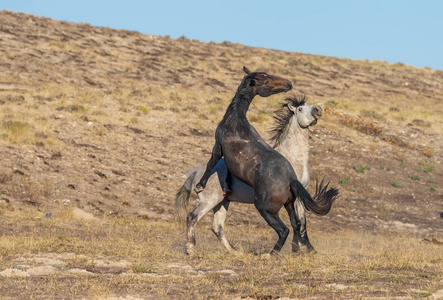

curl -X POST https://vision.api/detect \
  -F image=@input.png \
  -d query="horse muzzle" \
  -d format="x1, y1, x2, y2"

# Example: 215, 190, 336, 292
312, 105, 323, 120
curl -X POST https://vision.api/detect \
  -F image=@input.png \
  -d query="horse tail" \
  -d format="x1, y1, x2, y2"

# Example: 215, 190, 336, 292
175, 171, 197, 226
290, 178, 338, 216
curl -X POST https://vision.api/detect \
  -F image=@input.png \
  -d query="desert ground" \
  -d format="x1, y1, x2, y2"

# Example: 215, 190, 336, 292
0, 11, 442, 299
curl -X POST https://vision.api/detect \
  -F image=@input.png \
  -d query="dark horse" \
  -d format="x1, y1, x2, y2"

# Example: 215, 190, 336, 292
177, 95, 338, 256
195, 67, 336, 254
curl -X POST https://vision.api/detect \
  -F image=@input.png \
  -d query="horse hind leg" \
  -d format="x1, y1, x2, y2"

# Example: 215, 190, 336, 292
212, 199, 240, 253
186, 176, 224, 256
254, 195, 289, 254
294, 199, 315, 253
285, 202, 302, 253
186, 203, 214, 256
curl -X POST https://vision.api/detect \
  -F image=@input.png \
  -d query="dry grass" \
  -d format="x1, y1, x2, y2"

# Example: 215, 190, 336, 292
0, 207, 442, 299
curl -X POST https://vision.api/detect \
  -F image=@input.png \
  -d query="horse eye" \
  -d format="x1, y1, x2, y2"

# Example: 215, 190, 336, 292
298, 107, 303, 111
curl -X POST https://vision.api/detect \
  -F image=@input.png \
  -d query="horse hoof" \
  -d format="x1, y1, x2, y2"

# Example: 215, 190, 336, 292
292, 250, 303, 256
307, 249, 317, 255
186, 244, 196, 256
222, 187, 232, 196
194, 184, 204, 193
306, 244, 316, 254
291, 246, 300, 253
304, 248, 316, 255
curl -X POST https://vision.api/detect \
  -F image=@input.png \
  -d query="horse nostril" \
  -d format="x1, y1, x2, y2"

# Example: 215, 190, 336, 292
286, 80, 293, 90
313, 105, 323, 117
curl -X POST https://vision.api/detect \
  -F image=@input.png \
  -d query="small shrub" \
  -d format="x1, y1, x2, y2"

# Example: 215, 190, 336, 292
69, 105, 86, 112
91, 110, 106, 116
206, 97, 223, 104
131, 264, 150, 273
3, 121, 30, 133
429, 187, 437, 193
377, 204, 393, 218
130, 117, 138, 124
422, 146, 435, 158
411, 119, 431, 128
361, 110, 385, 121
391, 181, 403, 188
137, 106, 150, 115
130, 89, 144, 97
354, 166, 370, 173
288, 57, 298, 66
198, 113, 208, 120
410, 175, 421, 181
427, 178, 436, 184
0, 95, 25, 105
339, 177, 350, 186
56, 105, 87, 112
183, 106, 197, 112
423, 163, 435, 173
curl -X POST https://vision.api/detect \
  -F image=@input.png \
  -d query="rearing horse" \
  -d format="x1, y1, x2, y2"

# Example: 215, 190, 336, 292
195, 67, 335, 254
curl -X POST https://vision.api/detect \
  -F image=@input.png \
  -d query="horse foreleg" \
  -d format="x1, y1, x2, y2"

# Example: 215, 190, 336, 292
223, 170, 233, 195
195, 141, 223, 193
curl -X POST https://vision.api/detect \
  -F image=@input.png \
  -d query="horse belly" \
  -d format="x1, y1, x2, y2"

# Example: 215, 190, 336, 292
223, 143, 258, 186
227, 177, 255, 203
207, 158, 255, 204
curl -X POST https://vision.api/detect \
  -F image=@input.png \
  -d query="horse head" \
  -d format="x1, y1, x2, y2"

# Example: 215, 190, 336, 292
242, 66, 293, 97
286, 94, 323, 128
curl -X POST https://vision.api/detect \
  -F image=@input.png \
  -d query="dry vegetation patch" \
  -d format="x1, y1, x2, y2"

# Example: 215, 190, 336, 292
0, 208, 442, 299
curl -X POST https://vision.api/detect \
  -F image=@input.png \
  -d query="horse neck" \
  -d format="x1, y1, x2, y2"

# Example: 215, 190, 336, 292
223, 86, 254, 123
275, 118, 310, 179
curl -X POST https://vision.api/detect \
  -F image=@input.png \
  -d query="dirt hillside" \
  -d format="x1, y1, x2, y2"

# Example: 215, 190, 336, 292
0, 10, 442, 299
1, 10, 441, 232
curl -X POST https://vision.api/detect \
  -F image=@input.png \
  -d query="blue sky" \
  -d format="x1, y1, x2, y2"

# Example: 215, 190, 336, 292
2, 0, 442, 70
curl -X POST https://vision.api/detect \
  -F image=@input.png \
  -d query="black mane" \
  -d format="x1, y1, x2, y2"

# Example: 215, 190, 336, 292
269, 94, 307, 148
222, 77, 254, 130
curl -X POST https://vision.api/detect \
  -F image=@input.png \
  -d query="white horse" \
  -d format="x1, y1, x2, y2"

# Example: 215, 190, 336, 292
175, 95, 338, 256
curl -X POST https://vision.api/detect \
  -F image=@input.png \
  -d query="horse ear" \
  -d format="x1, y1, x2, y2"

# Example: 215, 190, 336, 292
243, 66, 251, 75
288, 103, 296, 113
